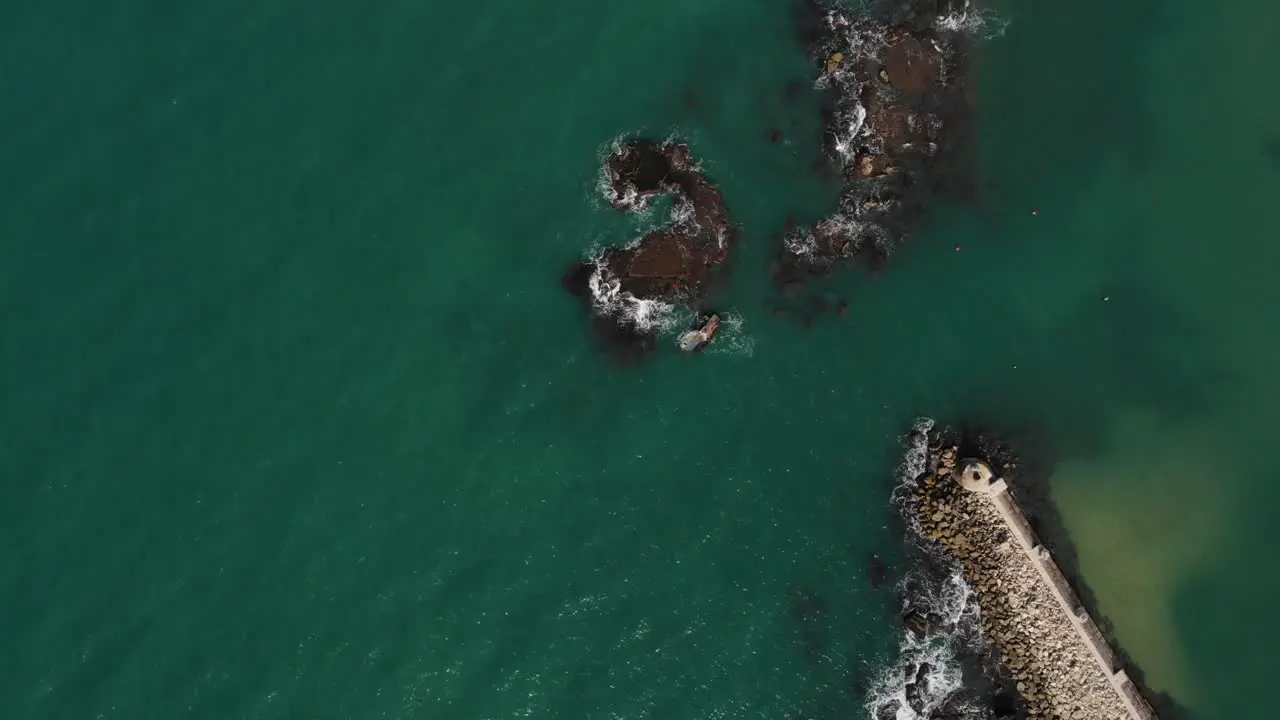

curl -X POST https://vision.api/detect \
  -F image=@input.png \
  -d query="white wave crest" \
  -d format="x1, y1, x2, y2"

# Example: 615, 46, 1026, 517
820, 212, 866, 242
827, 11, 889, 62
936, 4, 1010, 39
833, 102, 868, 165
820, 11, 890, 169
662, 128, 701, 171
594, 134, 629, 209
784, 228, 819, 258
713, 224, 730, 252
669, 196, 696, 227
864, 566, 988, 720
891, 418, 933, 531
586, 263, 676, 333
866, 419, 996, 719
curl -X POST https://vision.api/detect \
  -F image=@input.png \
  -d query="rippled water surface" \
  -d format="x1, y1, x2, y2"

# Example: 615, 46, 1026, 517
2, 1, 1277, 718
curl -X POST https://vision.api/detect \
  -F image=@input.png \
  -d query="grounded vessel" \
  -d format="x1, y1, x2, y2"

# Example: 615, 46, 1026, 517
679, 314, 720, 352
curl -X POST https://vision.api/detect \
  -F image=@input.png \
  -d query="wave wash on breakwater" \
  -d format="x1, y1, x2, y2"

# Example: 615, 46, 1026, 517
903, 424, 1158, 720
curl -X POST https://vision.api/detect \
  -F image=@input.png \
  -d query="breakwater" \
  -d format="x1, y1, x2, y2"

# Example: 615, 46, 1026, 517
909, 441, 1158, 720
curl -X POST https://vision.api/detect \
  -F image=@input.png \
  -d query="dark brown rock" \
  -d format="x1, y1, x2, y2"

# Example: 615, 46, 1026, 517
903, 610, 929, 639
569, 139, 736, 348
774, 3, 973, 284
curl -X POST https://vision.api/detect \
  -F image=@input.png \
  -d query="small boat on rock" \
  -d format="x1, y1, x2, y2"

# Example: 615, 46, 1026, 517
679, 314, 720, 353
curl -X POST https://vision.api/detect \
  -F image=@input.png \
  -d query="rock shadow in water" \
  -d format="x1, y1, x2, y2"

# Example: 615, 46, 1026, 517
1265, 136, 1280, 166
788, 584, 832, 665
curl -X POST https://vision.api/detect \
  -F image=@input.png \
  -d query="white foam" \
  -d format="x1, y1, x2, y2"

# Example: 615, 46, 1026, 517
936, 3, 1010, 39
820, 11, 891, 170
819, 212, 866, 243
669, 196, 696, 228
713, 224, 730, 252
586, 262, 677, 333
893, 418, 935, 503
594, 134, 630, 209
866, 419, 995, 719
833, 102, 868, 165
594, 133, 663, 214
594, 134, 704, 237
595, 132, 708, 215
827, 11, 889, 63
784, 228, 819, 258
864, 568, 990, 720
662, 128, 702, 172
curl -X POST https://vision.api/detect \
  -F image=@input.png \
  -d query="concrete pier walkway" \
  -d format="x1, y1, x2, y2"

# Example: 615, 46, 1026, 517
953, 460, 1158, 720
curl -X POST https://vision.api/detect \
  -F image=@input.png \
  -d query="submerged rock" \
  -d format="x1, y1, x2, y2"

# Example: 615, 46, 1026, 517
905, 681, 926, 714
903, 609, 929, 639
866, 552, 888, 588
874, 699, 901, 720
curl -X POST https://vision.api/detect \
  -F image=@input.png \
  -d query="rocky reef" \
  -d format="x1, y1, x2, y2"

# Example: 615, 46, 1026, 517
563, 139, 735, 354
563, 3, 995, 347
775, 0, 976, 284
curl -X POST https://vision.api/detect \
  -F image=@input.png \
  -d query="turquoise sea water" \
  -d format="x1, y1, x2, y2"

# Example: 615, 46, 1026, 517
3, 0, 1279, 718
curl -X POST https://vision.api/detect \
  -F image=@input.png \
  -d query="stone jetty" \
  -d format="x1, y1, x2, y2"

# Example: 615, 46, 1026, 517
911, 441, 1158, 720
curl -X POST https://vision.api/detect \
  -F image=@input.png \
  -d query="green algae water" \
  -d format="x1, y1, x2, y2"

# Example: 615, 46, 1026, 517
2, 0, 1278, 718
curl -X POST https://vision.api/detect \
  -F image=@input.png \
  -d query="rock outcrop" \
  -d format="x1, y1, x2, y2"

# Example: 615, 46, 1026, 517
775, 1, 975, 284
564, 139, 735, 352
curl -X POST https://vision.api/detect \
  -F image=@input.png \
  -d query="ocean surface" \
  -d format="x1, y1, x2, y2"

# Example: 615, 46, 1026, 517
2, 0, 1278, 718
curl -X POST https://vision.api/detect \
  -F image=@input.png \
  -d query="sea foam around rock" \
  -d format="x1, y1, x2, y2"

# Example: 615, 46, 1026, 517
865, 419, 996, 720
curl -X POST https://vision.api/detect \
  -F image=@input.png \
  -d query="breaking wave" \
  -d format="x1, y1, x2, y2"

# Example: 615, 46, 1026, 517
936, 3, 1010, 39
594, 134, 631, 209
866, 419, 994, 720
821, 2, 1006, 169
584, 131, 708, 334
784, 228, 819, 258
817, 15, 888, 170
594, 129, 703, 212
659, 308, 754, 358
865, 568, 988, 720
891, 418, 935, 515
586, 261, 678, 334
833, 102, 868, 165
